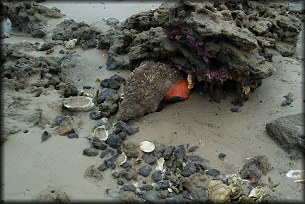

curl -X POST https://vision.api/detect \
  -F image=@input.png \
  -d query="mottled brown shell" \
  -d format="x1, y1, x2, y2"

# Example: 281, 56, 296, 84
208, 180, 232, 203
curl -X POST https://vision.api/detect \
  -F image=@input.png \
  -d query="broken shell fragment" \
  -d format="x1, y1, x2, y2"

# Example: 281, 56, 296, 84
248, 187, 265, 200
116, 152, 127, 166
156, 157, 165, 171
92, 125, 109, 141
62, 96, 95, 112
64, 39, 77, 49
140, 141, 155, 153
187, 73, 195, 89
208, 180, 231, 203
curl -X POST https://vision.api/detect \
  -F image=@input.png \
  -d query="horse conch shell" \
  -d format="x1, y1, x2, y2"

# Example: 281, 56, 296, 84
92, 125, 109, 141
62, 96, 94, 112
208, 180, 231, 203
139, 141, 155, 153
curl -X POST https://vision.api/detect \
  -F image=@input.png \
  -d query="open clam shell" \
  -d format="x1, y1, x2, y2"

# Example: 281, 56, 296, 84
140, 141, 155, 153
156, 157, 165, 171
92, 125, 109, 141
62, 96, 94, 112
116, 152, 127, 166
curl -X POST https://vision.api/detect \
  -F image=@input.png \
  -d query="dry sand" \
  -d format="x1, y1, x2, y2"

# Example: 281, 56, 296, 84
2, 1, 304, 202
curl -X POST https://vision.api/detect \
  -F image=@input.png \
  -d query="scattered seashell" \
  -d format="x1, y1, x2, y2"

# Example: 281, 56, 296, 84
208, 180, 231, 203
116, 152, 127, 166
248, 187, 265, 200
92, 125, 109, 141
168, 188, 173, 193
140, 141, 155, 153
62, 96, 95, 112
286, 170, 304, 180
64, 39, 77, 49
156, 157, 165, 172
242, 85, 251, 95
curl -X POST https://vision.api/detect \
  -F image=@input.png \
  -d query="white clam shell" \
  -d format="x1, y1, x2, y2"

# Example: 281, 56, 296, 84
92, 125, 109, 141
116, 152, 127, 166
62, 96, 94, 112
249, 187, 264, 199
139, 141, 155, 153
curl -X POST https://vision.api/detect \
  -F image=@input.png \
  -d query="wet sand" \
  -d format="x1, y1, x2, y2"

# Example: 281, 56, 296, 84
2, 1, 304, 202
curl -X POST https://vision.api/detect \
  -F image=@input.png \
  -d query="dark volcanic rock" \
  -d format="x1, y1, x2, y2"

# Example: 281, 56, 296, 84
121, 162, 132, 170
41, 130, 52, 142
60, 83, 78, 98
97, 88, 117, 104
173, 145, 186, 167
122, 184, 136, 192
106, 134, 122, 149
138, 165, 152, 177
266, 113, 304, 158
100, 78, 121, 90
163, 146, 175, 160
115, 121, 139, 135
142, 153, 157, 165
188, 145, 199, 153
89, 111, 103, 120
281, 93, 294, 106
100, 148, 115, 159
98, 163, 108, 172
205, 169, 220, 178
117, 179, 124, 186
152, 171, 162, 182
140, 184, 154, 191
83, 148, 99, 157
182, 162, 197, 177
92, 137, 108, 150
159, 182, 170, 190
67, 132, 79, 139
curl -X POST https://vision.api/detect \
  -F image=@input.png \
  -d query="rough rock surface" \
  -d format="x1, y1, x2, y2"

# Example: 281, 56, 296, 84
266, 113, 304, 159
2, 1, 63, 37
98, 0, 302, 115
117, 61, 182, 121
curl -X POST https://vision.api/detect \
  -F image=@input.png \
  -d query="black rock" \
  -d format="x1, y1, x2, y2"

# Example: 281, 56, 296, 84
98, 163, 108, 171
100, 109, 111, 117
41, 130, 52, 142
83, 148, 99, 156
117, 179, 124, 186
106, 133, 122, 149
104, 157, 117, 169
122, 184, 136, 192
59, 49, 65, 54
123, 168, 137, 180
138, 165, 152, 177
159, 182, 170, 190
51, 115, 69, 128
67, 132, 79, 139
142, 153, 157, 165
218, 153, 226, 161
151, 171, 162, 182
83, 85, 92, 89
100, 78, 121, 90
112, 172, 120, 179
181, 162, 197, 177
110, 74, 125, 84
163, 146, 175, 160
116, 147, 122, 154
205, 169, 220, 177
115, 121, 139, 135
92, 137, 108, 150
97, 88, 117, 104
121, 162, 132, 170
188, 146, 200, 153
61, 83, 78, 98
89, 111, 103, 120
100, 148, 115, 159
140, 184, 154, 191
153, 143, 166, 158
118, 131, 127, 140
173, 145, 186, 166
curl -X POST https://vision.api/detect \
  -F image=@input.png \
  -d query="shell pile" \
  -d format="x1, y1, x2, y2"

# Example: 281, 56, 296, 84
207, 180, 231, 203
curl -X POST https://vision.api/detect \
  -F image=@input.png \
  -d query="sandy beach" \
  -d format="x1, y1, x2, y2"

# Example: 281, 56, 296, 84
1, 1, 304, 202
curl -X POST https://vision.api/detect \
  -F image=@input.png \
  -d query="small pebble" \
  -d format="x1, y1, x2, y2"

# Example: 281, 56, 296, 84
83, 85, 92, 89
140, 184, 153, 191
59, 49, 65, 54
159, 182, 170, 190
152, 171, 162, 182
142, 153, 157, 165
112, 172, 120, 178
182, 162, 197, 177
117, 179, 124, 186
163, 146, 175, 160
98, 164, 108, 171
92, 138, 108, 150
122, 184, 136, 192
83, 148, 99, 157
89, 111, 103, 120
41, 130, 52, 142
67, 132, 79, 139
138, 165, 152, 177
218, 153, 226, 161
106, 134, 122, 149
118, 131, 127, 140
100, 148, 115, 159
121, 162, 132, 170
188, 145, 199, 153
